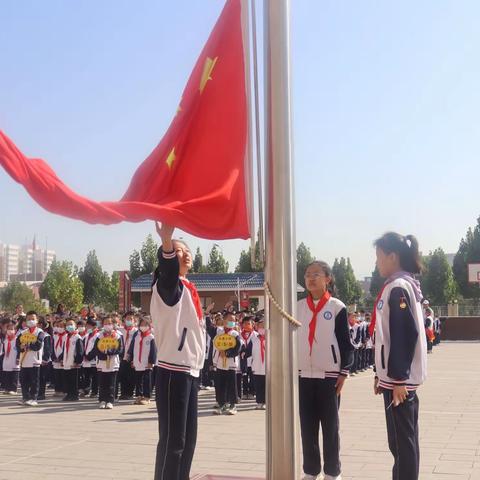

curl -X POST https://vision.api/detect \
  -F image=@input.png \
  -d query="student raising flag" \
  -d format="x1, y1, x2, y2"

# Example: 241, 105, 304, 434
0, 0, 251, 241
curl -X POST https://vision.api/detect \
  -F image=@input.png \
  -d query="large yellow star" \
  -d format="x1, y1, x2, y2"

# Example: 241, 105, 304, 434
199, 56, 218, 93
166, 147, 176, 169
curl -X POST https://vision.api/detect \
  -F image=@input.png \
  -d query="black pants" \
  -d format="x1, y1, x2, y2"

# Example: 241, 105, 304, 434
299, 377, 341, 477
20, 367, 40, 401
243, 367, 255, 396
254, 374, 266, 404
200, 360, 214, 387
119, 360, 136, 397
135, 370, 152, 398
99, 371, 117, 403
3, 371, 19, 392
54, 369, 64, 393
154, 367, 199, 480
236, 372, 242, 401
64, 369, 79, 399
215, 369, 237, 407
38, 364, 49, 398
81, 366, 98, 395
383, 390, 420, 480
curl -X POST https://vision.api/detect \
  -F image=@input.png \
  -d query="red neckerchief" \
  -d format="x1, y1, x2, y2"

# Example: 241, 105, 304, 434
224, 327, 233, 334
66, 332, 76, 355
258, 334, 265, 364
368, 281, 391, 336
6, 334, 15, 356
125, 326, 134, 343
138, 330, 150, 362
241, 330, 252, 344
55, 332, 66, 350
181, 279, 203, 322
88, 328, 98, 341
28, 327, 37, 334
306, 291, 331, 355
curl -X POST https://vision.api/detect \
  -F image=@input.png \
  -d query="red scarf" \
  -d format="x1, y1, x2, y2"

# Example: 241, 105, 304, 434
138, 330, 150, 362
66, 332, 76, 355
55, 332, 66, 350
306, 291, 331, 355
241, 330, 252, 344
181, 279, 203, 322
258, 334, 265, 364
368, 282, 391, 337
125, 326, 134, 343
224, 327, 233, 334
6, 334, 15, 356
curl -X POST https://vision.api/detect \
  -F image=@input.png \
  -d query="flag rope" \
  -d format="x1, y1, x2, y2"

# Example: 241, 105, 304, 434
264, 282, 301, 327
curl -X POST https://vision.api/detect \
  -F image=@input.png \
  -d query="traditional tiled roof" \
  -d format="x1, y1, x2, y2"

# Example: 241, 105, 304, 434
132, 272, 304, 292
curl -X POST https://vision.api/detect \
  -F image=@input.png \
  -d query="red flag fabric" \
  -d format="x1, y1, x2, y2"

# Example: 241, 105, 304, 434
0, 0, 250, 240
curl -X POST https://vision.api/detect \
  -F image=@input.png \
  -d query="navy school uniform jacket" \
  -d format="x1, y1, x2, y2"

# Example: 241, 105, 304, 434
127, 330, 157, 371
206, 317, 241, 371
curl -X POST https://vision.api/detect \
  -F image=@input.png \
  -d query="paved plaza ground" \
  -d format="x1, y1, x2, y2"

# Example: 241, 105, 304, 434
2, 342, 480, 479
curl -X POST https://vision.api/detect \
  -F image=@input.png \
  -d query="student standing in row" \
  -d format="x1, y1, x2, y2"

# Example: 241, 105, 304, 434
297, 261, 353, 480
2, 322, 19, 394
62, 318, 84, 401
51, 318, 66, 397
246, 318, 266, 410
17, 311, 45, 407
81, 318, 99, 397
119, 311, 137, 400
372, 232, 427, 480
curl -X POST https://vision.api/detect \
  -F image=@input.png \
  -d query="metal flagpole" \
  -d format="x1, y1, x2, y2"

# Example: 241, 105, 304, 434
250, 0, 265, 266
264, 0, 300, 479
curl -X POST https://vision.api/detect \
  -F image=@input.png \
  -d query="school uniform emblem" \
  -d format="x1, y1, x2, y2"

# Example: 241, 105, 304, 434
377, 300, 384, 310
400, 297, 407, 309
323, 311, 333, 320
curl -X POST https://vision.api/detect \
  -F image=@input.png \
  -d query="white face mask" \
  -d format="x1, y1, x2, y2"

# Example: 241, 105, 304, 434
57, 327, 65, 334
26, 320, 37, 328
139, 326, 149, 333
257, 328, 265, 336
77, 326, 86, 333
103, 325, 113, 332
7, 330, 15, 337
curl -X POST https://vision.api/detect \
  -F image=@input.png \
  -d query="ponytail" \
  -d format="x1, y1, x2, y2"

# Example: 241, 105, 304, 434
374, 232, 422, 274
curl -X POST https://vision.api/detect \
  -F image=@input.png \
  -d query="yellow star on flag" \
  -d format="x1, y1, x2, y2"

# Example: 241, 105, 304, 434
199, 56, 218, 93
166, 147, 176, 169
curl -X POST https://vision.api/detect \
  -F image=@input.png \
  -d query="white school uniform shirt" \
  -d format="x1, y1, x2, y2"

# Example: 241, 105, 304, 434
2, 335, 20, 371
212, 328, 240, 371
95, 331, 123, 373
250, 332, 266, 376
131, 331, 156, 372
63, 333, 82, 370
18, 327, 44, 368
119, 327, 137, 361
82, 329, 100, 368
52, 332, 67, 369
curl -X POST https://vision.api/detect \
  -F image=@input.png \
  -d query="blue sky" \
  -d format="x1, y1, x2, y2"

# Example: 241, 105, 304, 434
1, 0, 479, 279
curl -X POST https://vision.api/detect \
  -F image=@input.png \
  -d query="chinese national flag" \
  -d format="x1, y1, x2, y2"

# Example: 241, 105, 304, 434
0, 0, 250, 240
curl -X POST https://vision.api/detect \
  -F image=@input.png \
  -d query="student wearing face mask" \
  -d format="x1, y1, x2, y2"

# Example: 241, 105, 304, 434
62, 318, 84, 401
127, 317, 157, 405
371, 233, 427, 480
2, 322, 20, 394
81, 318, 100, 398
118, 311, 138, 401
298, 261, 354, 480
240, 316, 256, 400
245, 318, 266, 410
51, 318, 67, 397
208, 311, 241, 415
16, 311, 45, 406
90, 316, 124, 409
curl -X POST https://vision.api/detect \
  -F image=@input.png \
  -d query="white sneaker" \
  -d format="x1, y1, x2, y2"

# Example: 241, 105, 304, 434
30, 400, 38, 406
324, 475, 342, 480
302, 475, 319, 480
255, 404, 262, 410
226, 405, 237, 415
213, 406, 223, 415
7, 391, 17, 395
105, 402, 113, 409
18, 400, 27, 406
99, 401, 106, 409
261, 404, 266, 410
205, 386, 214, 391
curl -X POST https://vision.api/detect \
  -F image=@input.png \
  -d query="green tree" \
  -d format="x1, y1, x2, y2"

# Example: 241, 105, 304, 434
40, 260, 84, 312
78, 251, 115, 309
422, 248, 457, 305
129, 250, 143, 280
140, 234, 158, 275
453, 219, 480, 299
103, 272, 120, 312
370, 265, 384, 298
192, 248, 206, 273
0, 282, 45, 313
296, 242, 315, 289
235, 238, 263, 273
332, 257, 362, 305
206, 245, 229, 273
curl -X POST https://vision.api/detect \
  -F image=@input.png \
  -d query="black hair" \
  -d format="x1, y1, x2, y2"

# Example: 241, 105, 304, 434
374, 232, 422, 275
304, 261, 336, 295
123, 310, 135, 318
242, 316, 254, 324
26, 310, 37, 316
86, 318, 97, 327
